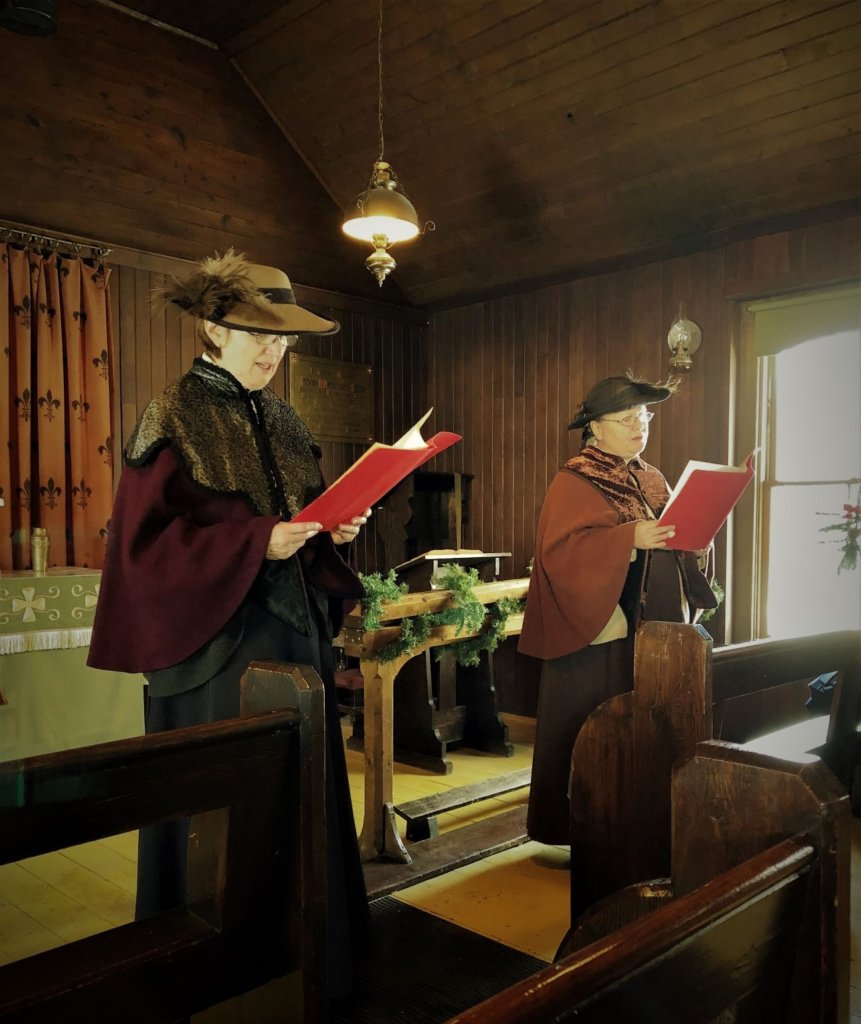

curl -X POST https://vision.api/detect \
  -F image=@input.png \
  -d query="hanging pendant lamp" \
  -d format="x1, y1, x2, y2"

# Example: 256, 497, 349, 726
342, 0, 429, 286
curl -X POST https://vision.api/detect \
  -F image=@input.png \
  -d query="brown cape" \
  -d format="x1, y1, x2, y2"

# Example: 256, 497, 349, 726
518, 468, 640, 660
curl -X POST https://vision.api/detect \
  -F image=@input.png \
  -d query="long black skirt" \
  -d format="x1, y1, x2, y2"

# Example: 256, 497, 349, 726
136, 602, 369, 1000
527, 550, 693, 845
526, 636, 633, 845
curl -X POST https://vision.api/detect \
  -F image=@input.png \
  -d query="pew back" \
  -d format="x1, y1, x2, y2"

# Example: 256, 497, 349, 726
568, 623, 859, 915
0, 661, 327, 1024
712, 629, 861, 787
673, 741, 849, 1024
448, 743, 849, 1024
448, 837, 816, 1024
569, 622, 712, 914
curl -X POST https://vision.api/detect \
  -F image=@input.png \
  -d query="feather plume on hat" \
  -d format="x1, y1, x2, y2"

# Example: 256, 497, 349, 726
155, 249, 270, 322
568, 371, 680, 430
153, 248, 339, 335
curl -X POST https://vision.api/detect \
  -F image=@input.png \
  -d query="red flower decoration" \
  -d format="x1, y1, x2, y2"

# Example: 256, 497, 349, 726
819, 489, 861, 574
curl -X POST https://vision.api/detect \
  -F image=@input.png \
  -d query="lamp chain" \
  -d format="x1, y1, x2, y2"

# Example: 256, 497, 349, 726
376, 0, 385, 163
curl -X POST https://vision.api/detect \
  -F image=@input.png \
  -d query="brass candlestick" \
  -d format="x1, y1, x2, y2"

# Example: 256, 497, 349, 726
31, 527, 49, 573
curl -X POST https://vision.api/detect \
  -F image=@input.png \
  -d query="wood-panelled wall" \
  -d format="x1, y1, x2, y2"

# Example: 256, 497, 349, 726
0, 0, 394, 303
14, 211, 859, 719
108, 251, 426, 574
425, 212, 861, 716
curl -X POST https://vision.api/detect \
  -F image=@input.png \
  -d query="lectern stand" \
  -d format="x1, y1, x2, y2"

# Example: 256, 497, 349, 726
349, 551, 515, 773
393, 549, 510, 591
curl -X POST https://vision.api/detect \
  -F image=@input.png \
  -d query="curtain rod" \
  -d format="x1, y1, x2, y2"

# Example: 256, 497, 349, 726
0, 224, 112, 260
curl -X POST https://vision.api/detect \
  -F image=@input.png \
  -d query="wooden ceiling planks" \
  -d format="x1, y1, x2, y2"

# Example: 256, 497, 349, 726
94, 0, 861, 306
109, 0, 288, 44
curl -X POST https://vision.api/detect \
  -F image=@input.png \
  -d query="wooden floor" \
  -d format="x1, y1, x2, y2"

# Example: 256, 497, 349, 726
1, 720, 859, 1018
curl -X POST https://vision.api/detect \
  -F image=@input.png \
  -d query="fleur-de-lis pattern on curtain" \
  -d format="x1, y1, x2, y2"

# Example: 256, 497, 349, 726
0, 243, 114, 570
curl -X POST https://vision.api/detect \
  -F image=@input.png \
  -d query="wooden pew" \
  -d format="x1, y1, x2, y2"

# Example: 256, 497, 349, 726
0, 661, 327, 1024
568, 623, 859, 917
712, 630, 861, 799
447, 743, 849, 1024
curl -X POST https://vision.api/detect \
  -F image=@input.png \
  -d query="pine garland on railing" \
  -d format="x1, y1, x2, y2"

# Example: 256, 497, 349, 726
358, 564, 525, 666
357, 569, 408, 631
437, 596, 524, 667
429, 564, 486, 635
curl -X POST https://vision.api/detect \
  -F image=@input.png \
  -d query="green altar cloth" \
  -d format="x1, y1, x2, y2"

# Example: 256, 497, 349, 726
0, 568, 144, 761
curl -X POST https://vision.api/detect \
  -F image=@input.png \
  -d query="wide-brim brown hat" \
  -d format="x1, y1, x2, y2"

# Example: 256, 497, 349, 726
160, 249, 339, 336
567, 373, 678, 429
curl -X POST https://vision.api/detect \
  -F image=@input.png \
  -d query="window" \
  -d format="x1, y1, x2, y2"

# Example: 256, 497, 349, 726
761, 331, 860, 637
738, 287, 861, 640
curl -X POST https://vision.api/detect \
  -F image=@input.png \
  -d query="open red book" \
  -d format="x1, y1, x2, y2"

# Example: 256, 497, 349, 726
292, 410, 461, 532
658, 451, 756, 551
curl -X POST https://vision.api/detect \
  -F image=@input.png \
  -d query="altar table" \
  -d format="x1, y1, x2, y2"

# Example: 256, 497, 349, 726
0, 569, 144, 761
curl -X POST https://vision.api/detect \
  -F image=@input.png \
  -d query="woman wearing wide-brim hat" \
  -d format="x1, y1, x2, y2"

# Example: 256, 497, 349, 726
519, 372, 716, 847
88, 250, 370, 999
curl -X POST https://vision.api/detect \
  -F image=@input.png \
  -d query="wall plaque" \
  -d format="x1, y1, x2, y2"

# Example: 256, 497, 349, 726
288, 353, 373, 443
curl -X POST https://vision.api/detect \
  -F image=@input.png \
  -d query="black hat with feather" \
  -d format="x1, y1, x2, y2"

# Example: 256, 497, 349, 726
568, 372, 679, 430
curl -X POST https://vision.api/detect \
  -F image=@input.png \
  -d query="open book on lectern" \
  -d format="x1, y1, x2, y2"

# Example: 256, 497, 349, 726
658, 451, 757, 551
292, 409, 461, 532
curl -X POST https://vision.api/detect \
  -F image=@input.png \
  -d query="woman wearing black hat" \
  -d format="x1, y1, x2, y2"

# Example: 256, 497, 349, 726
518, 373, 716, 844
88, 250, 370, 999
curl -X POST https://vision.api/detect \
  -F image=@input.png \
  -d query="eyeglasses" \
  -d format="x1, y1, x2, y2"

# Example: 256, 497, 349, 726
600, 410, 655, 427
247, 331, 297, 349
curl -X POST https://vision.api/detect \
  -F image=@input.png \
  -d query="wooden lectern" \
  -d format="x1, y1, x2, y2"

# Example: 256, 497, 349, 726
338, 577, 529, 862
349, 550, 515, 773
393, 549, 510, 591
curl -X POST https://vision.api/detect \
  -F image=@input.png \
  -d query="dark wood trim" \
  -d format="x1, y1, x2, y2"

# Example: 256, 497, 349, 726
0, 217, 427, 322
730, 307, 763, 643
724, 267, 861, 301
426, 199, 861, 313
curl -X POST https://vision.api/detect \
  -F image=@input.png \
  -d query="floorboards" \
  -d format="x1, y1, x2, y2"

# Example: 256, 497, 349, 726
329, 897, 546, 1024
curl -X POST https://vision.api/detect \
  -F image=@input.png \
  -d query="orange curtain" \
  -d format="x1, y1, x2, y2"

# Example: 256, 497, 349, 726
0, 243, 114, 570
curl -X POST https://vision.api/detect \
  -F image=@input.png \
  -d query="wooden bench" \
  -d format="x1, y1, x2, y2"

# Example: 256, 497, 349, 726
447, 742, 849, 1024
0, 661, 327, 1024
712, 630, 861, 799
393, 767, 531, 840
568, 623, 859, 916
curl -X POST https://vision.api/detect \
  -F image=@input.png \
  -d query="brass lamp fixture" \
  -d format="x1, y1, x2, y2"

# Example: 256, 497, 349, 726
342, 0, 430, 286
667, 303, 702, 371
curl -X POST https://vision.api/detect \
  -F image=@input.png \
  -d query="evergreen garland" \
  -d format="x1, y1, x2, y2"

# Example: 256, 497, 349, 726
358, 563, 525, 666
358, 569, 408, 631
437, 597, 524, 668
429, 564, 486, 636
698, 578, 725, 624
376, 612, 434, 664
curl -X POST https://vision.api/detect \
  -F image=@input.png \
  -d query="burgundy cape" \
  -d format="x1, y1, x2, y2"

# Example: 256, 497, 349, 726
88, 361, 362, 674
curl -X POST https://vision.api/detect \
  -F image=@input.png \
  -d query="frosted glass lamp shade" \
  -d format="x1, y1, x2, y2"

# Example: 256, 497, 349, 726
343, 186, 420, 244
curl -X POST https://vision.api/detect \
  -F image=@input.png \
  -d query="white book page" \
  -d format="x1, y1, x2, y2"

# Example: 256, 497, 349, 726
392, 408, 433, 449
667, 458, 744, 502
320, 408, 435, 484
664, 451, 757, 507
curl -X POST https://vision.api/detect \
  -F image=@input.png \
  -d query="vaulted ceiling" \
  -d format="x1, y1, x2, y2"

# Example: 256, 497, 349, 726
113, 0, 860, 308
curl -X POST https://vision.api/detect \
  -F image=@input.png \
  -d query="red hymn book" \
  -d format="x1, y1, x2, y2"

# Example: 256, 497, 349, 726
658, 452, 757, 551
292, 410, 461, 532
